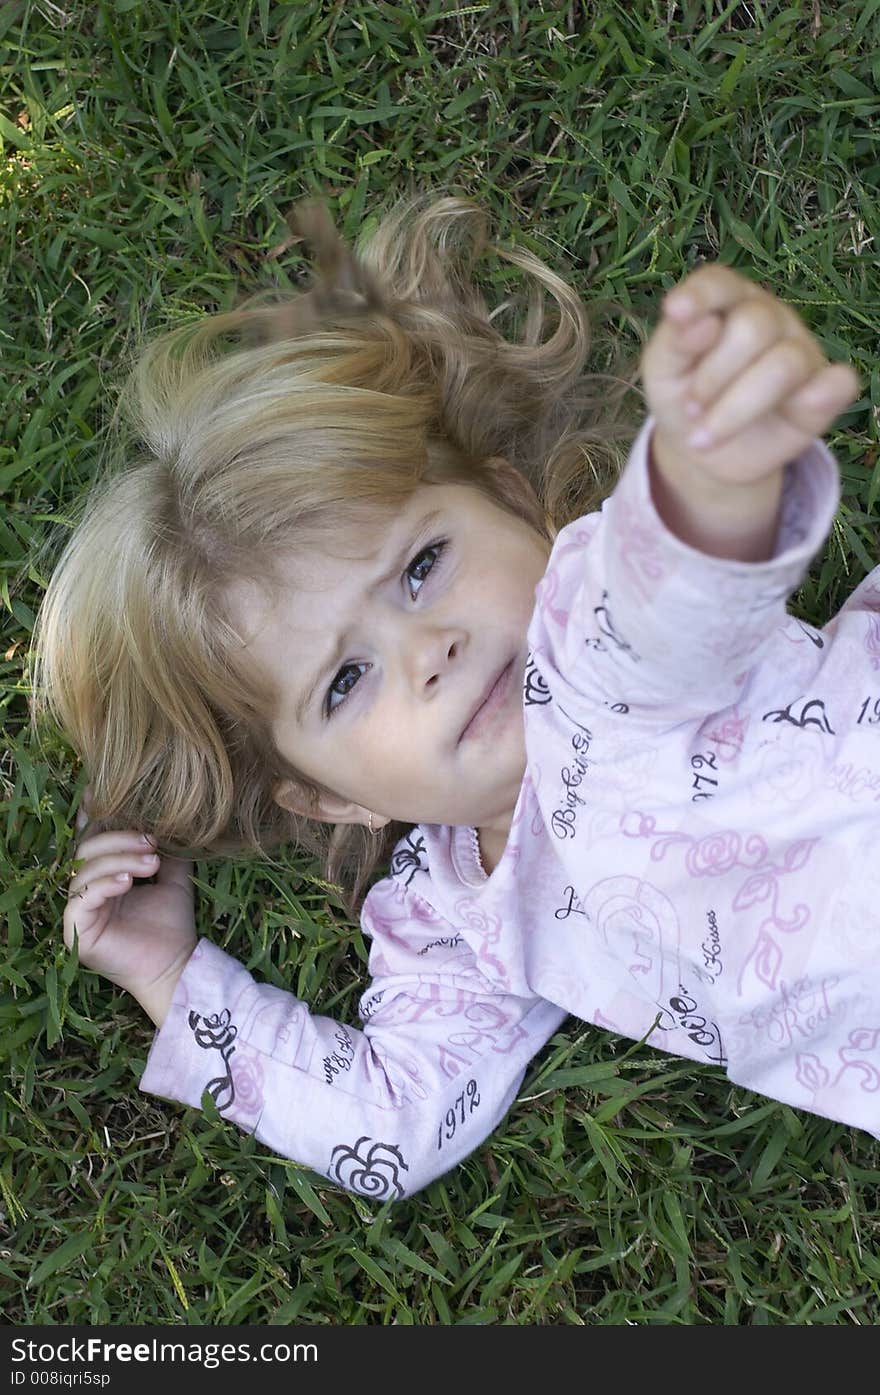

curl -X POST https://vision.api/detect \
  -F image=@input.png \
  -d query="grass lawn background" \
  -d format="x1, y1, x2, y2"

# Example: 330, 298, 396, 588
2, 0, 879, 1324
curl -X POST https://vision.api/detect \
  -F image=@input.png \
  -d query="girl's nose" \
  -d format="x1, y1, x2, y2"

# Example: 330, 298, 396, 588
406, 626, 466, 693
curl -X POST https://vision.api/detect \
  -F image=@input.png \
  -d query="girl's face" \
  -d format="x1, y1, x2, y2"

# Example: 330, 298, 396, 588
226, 479, 551, 853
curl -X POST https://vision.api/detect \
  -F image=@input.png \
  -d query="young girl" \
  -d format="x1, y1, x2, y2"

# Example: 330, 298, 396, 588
33, 194, 869, 1204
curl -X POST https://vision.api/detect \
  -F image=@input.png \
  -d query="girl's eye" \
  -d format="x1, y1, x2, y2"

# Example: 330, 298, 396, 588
405, 539, 448, 599
325, 662, 368, 718
323, 538, 449, 719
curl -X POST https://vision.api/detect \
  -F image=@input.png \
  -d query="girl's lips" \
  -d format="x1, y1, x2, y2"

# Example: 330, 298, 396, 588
458, 660, 515, 743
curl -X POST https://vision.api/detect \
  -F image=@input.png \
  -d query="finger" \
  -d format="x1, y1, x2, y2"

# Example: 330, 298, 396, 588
685, 301, 815, 417
686, 339, 827, 447
646, 311, 725, 382
663, 263, 766, 323
73, 829, 157, 862
63, 872, 134, 949
782, 362, 861, 436
69, 848, 160, 896
668, 312, 725, 367
155, 855, 195, 895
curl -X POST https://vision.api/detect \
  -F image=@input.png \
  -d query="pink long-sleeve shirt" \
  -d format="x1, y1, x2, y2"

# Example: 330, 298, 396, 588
141, 418, 880, 1201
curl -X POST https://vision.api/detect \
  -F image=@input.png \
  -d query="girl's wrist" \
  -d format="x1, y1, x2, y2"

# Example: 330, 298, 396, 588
648, 427, 785, 563
129, 944, 197, 1028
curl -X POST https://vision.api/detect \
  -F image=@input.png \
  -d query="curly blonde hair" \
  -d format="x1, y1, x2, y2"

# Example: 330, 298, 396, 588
31, 191, 645, 916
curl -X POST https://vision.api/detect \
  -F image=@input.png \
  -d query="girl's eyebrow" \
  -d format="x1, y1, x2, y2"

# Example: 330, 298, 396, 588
294, 508, 445, 724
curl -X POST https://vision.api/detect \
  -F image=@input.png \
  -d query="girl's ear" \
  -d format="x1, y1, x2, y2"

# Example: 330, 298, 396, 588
273, 779, 387, 831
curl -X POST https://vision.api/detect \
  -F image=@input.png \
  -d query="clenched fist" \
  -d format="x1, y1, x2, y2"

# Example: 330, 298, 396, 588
639, 262, 860, 560
65, 799, 197, 1026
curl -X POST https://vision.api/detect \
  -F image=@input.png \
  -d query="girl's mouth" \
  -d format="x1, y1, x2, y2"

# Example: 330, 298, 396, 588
458, 659, 515, 743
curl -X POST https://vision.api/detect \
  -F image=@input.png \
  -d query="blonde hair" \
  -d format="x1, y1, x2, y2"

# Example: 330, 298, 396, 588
31, 191, 645, 915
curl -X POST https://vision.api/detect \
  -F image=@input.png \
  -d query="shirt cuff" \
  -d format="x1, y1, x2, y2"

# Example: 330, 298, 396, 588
624, 416, 841, 571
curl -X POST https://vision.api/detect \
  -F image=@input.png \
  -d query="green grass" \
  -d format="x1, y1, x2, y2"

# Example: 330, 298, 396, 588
3, 0, 880, 1325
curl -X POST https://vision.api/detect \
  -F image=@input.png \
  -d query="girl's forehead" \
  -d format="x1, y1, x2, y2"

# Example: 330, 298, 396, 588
286, 500, 412, 578
224, 504, 416, 645
230, 479, 500, 622
224, 487, 431, 617
292, 480, 482, 571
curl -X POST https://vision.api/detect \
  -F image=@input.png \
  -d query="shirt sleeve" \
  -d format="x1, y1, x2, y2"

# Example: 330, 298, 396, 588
139, 880, 567, 1202
538, 417, 841, 724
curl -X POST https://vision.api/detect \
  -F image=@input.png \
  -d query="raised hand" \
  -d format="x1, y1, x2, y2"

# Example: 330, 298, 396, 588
64, 803, 197, 1026
638, 263, 859, 560
642, 262, 860, 487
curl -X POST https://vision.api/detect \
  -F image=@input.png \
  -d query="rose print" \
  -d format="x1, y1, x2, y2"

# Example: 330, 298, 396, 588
188, 1008, 237, 1112
523, 657, 552, 706
686, 831, 746, 877
229, 1045, 265, 1124
328, 1137, 408, 1200
698, 708, 747, 762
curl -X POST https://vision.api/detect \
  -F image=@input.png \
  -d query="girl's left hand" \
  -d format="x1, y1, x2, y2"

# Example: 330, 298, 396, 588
641, 262, 860, 486
64, 795, 197, 1026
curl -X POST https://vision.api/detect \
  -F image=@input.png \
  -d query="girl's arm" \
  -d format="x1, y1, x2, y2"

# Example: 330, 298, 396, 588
534, 414, 841, 723
139, 929, 566, 1202
66, 823, 564, 1201
530, 265, 859, 722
